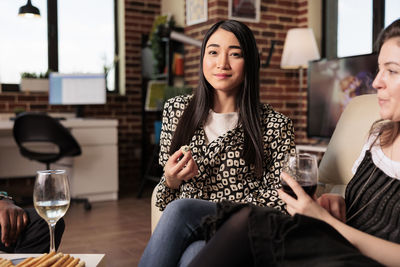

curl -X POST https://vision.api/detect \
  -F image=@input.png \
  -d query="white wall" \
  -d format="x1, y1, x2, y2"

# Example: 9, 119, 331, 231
308, 0, 322, 54
162, 0, 185, 27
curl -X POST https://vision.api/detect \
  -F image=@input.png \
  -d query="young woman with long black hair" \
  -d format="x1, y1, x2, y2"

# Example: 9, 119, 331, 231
139, 20, 295, 267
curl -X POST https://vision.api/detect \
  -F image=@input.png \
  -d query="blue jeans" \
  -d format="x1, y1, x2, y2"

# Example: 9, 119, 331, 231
139, 198, 217, 267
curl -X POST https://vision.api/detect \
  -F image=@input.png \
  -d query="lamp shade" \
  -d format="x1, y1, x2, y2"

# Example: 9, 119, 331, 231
280, 28, 320, 69
18, 0, 41, 18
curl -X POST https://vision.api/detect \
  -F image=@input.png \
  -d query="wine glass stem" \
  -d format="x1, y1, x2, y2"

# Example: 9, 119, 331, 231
49, 223, 56, 252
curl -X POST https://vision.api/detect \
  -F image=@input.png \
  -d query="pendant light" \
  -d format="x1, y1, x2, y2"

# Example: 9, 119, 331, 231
18, 0, 41, 18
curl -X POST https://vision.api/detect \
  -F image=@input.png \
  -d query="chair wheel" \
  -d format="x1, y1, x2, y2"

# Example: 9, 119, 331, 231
84, 202, 92, 211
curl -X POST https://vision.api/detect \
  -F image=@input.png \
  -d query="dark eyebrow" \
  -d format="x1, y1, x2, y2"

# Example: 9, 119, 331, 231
206, 44, 242, 49
229, 45, 241, 49
206, 44, 219, 48
384, 62, 400, 67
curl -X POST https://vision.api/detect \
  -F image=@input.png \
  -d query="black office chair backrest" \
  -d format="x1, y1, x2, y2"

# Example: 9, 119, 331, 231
13, 112, 81, 166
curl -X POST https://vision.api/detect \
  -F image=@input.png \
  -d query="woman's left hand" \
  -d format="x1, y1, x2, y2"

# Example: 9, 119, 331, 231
278, 172, 331, 222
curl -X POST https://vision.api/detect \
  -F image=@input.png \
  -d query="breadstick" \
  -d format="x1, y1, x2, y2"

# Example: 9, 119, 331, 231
75, 261, 85, 267
16, 257, 35, 267
49, 254, 70, 267
64, 258, 79, 267
38, 253, 63, 267
32, 252, 56, 267
59, 257, 74, 267
22, 256, 43, 267
0, 259, 12, 267
18, 256, 42, 267
180, 145, 190, 154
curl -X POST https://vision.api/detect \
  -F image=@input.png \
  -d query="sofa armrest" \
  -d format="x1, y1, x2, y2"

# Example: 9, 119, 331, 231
151, 186, 163, 233
317, 182, 346, 198
318, 94, 379, 193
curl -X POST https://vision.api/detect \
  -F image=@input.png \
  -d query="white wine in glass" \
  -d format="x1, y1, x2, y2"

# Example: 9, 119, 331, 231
34, 170, 70, 252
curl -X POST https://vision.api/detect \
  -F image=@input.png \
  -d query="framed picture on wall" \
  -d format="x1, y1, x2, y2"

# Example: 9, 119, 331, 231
186, 0, 208, 26
228, 0, 260, 23
145, 81, 166, 111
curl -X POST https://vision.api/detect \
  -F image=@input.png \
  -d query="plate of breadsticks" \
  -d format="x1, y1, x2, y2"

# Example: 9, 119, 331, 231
0, 251, 85, 267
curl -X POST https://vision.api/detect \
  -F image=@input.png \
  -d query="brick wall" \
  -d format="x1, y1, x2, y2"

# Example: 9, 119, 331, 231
0, 0, 317, 196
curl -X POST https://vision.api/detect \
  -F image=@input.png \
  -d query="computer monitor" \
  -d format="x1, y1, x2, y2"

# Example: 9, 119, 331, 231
49, 73, 106, 117
49, 73, 106, 105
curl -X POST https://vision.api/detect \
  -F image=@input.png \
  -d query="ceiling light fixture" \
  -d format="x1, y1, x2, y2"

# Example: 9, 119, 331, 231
18, 0, 41, 18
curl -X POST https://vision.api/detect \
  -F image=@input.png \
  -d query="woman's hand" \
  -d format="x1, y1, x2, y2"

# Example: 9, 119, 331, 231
164, 149, 198, 189
278, 172, 332, 222
317, 194, 346, 222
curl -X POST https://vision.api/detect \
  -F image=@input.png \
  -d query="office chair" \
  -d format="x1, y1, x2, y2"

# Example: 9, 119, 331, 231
13, 112, 91, 210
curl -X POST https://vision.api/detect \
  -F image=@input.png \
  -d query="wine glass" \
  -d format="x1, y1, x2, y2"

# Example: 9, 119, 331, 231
281, 153, 318, 198
33, 170, 70, 252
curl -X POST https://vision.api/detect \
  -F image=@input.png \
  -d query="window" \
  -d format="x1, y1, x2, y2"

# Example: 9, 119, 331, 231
385, 0, 400, 27
0, 0, 119, 93
0, 1, 47, 84
337, 0, 373, 57
324, 0, 398, 59
58, 0, 116, 91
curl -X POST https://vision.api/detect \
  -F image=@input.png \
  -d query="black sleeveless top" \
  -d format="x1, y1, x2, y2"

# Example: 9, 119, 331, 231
345, 150, 400, 243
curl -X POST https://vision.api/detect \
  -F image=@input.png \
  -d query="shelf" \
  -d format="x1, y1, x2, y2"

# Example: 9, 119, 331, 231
153, 73, 168, 80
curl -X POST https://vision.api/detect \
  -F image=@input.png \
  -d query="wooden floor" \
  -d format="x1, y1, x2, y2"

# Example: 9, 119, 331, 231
58, 195, 152, 267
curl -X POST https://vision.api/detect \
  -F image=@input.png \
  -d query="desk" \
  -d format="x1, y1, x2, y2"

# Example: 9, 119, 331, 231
296, 144, 328, 153
0, 117, 119, 202
1, 253, 105, 267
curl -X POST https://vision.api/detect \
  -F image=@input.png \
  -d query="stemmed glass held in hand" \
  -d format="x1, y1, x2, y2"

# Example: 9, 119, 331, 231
281, 153, 319, 198
33, 170, 70, 252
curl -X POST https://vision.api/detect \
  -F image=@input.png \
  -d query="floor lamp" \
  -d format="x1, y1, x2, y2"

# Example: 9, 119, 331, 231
280, 28, 320, 91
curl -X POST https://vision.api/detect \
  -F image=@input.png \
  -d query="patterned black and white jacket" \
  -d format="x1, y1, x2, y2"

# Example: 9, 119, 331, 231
155, 95, 296, 211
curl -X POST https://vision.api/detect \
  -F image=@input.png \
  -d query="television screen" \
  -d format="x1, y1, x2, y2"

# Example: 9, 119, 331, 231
307, 54, 378, 138
49, 73, 106, 105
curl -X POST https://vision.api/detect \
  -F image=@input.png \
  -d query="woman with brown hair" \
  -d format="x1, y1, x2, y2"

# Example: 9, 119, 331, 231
187, 19, 400, 267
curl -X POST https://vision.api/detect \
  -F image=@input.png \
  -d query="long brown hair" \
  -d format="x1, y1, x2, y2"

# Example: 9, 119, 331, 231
370, 19, 400, 147
168, 20, 264, 177
370, 120, 400, 148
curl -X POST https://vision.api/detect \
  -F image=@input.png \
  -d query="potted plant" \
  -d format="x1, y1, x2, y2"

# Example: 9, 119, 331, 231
20, 70, 50, 92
